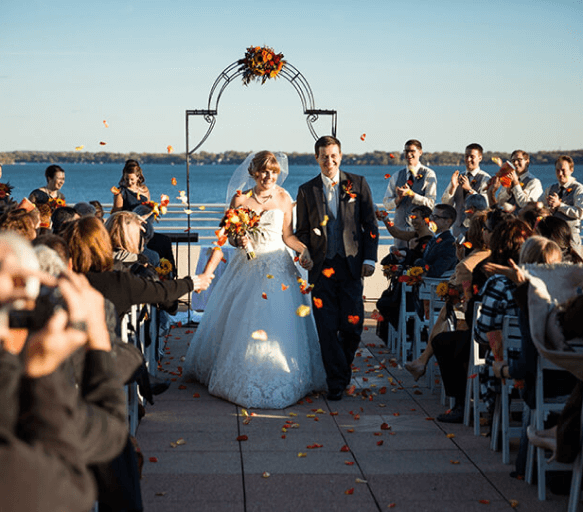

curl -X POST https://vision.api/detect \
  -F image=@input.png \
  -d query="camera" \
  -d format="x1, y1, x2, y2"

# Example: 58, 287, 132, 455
8, 285, 67, 331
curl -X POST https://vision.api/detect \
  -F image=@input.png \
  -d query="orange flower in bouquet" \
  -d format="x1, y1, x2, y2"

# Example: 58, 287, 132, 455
436, 281, 462, 305
47, 197, 66, 212
398, 266, 426, 286
216, 206, 262, 259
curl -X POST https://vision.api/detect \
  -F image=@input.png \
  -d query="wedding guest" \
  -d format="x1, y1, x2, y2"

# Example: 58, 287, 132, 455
543, 155, 583, 249
433, 215, 532, 423
62, 216, 213, 318
111, 160, 150, 213
297, 136, 378, 401
0, 208, 37, 240
517, 201, 550, 230
73, 202, 96, 217
488, 150, 543, 212
405, 212, 491, 381
414, 204, 457, 278
105, 210, 159, 268
441, 143, 490, 237
51, 206, 80, 236
535, 215, 583, 264
90, 200, 105, 221
29, 165, 66, 205
383, 139, 437, 249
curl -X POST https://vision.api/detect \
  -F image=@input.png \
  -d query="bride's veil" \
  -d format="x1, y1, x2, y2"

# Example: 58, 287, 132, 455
225, 152, 289, 208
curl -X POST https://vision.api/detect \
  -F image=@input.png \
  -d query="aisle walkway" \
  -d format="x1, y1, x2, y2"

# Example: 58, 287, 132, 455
136, 319, 570, 511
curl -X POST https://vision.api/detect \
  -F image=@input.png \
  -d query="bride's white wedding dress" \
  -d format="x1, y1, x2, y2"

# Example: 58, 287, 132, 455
183, 209, 327, 409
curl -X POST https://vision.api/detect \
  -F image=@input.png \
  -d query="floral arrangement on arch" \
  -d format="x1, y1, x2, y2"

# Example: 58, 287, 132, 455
238, 46, 286, 85
436, 281, 462, 305
398, 265, 428, 286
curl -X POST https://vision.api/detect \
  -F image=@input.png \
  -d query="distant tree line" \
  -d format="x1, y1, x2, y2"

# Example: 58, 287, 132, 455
1, 149, 582, 166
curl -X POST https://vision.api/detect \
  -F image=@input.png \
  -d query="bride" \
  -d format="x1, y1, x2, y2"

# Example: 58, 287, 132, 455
183, 151, 327, 408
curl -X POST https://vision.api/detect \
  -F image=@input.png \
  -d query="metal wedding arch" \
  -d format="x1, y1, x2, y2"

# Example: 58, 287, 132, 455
180, 58, 337, 284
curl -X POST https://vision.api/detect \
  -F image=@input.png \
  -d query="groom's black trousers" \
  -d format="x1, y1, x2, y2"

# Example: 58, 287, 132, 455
312, 255, 364, 393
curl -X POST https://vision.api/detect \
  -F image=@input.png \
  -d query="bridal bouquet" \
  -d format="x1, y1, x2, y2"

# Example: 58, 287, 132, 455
217, 207, 262, 259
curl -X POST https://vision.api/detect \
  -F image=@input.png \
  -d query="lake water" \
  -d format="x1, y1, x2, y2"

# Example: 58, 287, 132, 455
3, 161, 561, 207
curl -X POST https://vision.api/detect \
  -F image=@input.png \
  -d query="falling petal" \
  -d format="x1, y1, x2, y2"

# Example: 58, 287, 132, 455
313, 297, 324, 309
322, 267, 335, 278
478, 499, 490, 504
347, 315, 360, 325
380, 423, 391, 430
509, 500, 519, 508
446, 433, 455, 438
251, 329, 268, 341
345, 488, 355, 495
261, 292, 267, 300
167, 145, 174, 154
344, 461, 355, 465
99, 141, 107, 145
103, 120, 108, 128
313, 228, 322, 236
75, 145, 84, 151
384, 174, 391, 179
149, 457, 158, 462
450, 460, 460, 464
296, 305, 311, 317
236, 190, 243, 197
236, 435, 248, 441
110, 186, 121, 195
340, 445, 350, 452
297, 452, 307, 458
281, 284, 289, 291
266, 274, 274, 279
360, 133, 366, 141
389, 153, 395, 159
262, 472, 270, 478
355, 478, 367, 484
376, 440, 384, 446
171, 177, 177, 186
183, 209, 193, 215
193, 393, 200, 398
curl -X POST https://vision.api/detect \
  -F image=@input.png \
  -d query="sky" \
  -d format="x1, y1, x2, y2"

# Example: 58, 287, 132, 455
1, 0, 582, 156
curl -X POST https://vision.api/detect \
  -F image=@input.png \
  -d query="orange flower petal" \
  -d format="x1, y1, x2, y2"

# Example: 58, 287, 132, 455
313, 297, 324, 309
171, 177, 177, 185
322, 267, 335, 278
340, 445, 350, 452
360, 133, 366, 141
281, 283, 289, 291
236, 435, 248, 441
261, 292, 267, 299
345, 488, 354, 495
149, 457, 158, 462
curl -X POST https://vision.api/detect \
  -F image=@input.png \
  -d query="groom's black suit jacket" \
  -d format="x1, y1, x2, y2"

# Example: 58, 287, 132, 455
295, 170, 378, 283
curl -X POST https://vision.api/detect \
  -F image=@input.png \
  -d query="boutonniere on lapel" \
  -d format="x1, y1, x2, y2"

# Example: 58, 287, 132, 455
435, 236, 443, 244
342, 180, 357, 199
416, 173, 423, 180
567, 188, 573, 194
471, 178, 477, 187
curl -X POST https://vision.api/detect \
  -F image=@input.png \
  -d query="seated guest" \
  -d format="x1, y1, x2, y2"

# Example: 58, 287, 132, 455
62, 216, 213, 318
29, 165, 66, 205
0, 208, 37, 240
414, 203, 457, 278
405, 212, 491, 381
105, 210, 158, 269
543, 155, 583, 250
433, 215, 532, 423
487, 150, 543, 213
535, 215, 583, 264
51, 206, 79, 236
90, 200, 105, 221
73, 202, 96, 217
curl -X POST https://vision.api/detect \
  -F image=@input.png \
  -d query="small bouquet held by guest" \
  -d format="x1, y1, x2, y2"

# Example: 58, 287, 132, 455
217, 206, 262, 259
490, 157, 516, 188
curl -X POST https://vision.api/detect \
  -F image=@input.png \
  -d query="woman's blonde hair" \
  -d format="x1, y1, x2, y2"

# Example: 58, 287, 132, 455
519, 235, 562, 264
105, 211, 143, 254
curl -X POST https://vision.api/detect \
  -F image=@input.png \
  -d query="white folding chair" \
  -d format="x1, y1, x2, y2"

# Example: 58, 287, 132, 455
397, 282, 417, 365
526, 352, 574, 500
463, 303, 490, 434
490, 315, 523, 464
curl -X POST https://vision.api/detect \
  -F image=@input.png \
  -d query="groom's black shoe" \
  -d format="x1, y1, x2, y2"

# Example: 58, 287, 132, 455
327, 390, 343, 401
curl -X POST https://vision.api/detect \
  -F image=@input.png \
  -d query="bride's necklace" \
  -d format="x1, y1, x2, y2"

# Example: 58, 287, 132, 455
252, 186, 272, 205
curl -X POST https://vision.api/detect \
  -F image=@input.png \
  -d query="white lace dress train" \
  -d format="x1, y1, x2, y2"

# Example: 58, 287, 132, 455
183, 209, 327, 409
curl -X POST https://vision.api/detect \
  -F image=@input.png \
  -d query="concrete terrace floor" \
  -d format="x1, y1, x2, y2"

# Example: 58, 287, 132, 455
136, 317, 572, 512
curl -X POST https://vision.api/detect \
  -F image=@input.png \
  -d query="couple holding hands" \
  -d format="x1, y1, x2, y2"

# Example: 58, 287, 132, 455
184, 136, 379, 408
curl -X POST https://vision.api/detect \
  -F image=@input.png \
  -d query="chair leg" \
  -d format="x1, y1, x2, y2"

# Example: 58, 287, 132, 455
567, 450, 583, 512
491, 394, 501, 452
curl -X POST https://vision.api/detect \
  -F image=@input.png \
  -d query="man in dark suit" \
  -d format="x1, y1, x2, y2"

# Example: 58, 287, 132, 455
414, 203, 458, 277
296, 136, 378, 401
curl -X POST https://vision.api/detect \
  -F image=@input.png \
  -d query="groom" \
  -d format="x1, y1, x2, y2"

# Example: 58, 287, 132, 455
296, 136, 379, 400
